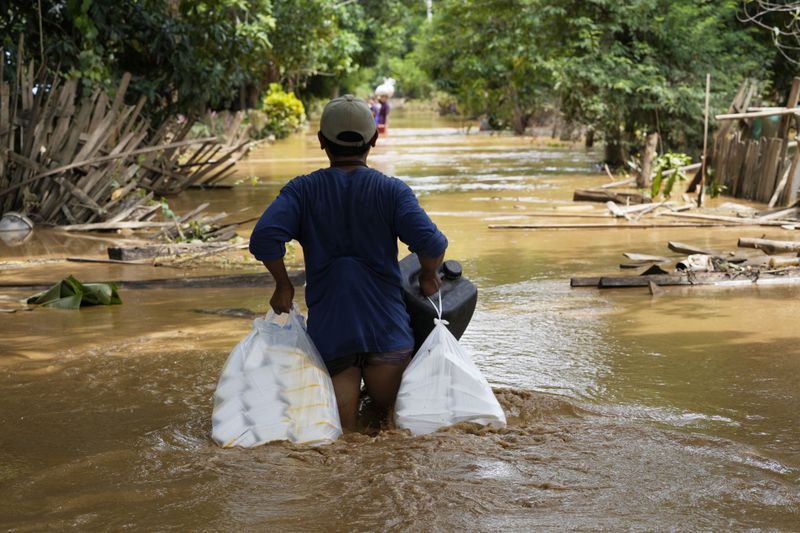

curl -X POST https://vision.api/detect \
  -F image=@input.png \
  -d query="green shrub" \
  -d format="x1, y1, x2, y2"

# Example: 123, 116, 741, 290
651, 152, 693, 199
260, 83, 306, 139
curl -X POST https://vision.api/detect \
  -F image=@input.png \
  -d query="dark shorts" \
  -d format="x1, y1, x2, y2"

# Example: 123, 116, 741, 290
325, 347, 414, 377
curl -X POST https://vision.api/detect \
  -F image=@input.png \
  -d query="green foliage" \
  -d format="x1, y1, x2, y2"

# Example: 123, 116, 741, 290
159, 197, 177, 220
548, 0, 770, 163
2, 0, 275, 120
704, 171, 726, 199
651, 152, 692, 198
1, 0, 790, 154
266, 0, 361, 90
419, 0, 554, 133
335, 0, 431, 98
260, 83, 306, 139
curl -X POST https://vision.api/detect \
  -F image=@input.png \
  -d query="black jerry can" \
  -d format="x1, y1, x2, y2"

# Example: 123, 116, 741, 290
399, 253, 478, 350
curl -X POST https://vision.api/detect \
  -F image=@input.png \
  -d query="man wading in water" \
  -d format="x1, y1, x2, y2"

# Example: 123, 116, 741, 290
249, 95, 448, 430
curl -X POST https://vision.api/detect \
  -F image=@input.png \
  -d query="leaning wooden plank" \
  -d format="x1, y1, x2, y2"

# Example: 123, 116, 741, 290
738, 237, 800, 255
769, 157, 794, 208
758, 139, 783, 203
108, 72, 132, 118
119, 95, 147, 139
201, 160, 239, 186
55, 177, 104, 215
738, 139, 762, 199
727, 138, 747, 197
667, 241, 716, 255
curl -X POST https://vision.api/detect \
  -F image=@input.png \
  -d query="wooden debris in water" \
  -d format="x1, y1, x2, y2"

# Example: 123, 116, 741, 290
573, 189, 649, 204
648, 280, 665, 296
571, 235, 800, 290
0, 42, 251, 227
738, 237, 800, 255
667, 241, 716, 255
623, 252, 670, 263
708, 78, 800, 206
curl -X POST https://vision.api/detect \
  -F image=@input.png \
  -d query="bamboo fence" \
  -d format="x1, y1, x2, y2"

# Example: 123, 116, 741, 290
0, 42, 250, 226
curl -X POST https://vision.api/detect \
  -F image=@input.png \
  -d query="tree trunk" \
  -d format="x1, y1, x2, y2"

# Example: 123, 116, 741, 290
604, 126, 625, 166
638, 132, 659, 189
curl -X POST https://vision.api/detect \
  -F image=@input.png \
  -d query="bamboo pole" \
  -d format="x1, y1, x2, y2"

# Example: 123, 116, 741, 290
698, 73, 711, 207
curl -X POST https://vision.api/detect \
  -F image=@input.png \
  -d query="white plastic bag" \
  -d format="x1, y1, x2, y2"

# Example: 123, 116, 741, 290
212, 307, 342, 447
394, 293, 506, 435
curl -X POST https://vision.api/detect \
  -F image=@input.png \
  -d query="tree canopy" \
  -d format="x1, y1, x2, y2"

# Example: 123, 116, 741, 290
0, 0, 792, 160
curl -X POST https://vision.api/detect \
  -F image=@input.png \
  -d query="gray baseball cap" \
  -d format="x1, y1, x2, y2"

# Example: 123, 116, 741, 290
319, 94, 377, 147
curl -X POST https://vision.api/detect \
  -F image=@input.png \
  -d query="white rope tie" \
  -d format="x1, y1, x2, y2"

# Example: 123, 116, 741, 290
426, 290, 449, 325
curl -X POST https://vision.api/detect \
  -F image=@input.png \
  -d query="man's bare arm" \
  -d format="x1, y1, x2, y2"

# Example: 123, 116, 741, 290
263, 259, 294, 313
418, 252, 445, 297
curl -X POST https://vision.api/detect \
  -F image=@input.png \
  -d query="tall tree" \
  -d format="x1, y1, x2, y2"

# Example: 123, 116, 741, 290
419, 0, 554, 133
549, 0, 769, 163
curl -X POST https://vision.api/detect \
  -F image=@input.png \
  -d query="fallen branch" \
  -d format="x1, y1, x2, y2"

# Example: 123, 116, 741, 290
738, 237, 800, 255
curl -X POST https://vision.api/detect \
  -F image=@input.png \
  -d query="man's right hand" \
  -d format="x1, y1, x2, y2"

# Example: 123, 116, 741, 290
270, 283, 294, 314
419, 271, 442, 297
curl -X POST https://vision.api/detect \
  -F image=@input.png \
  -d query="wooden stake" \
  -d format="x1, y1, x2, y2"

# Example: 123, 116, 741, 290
699, 73, 711, 207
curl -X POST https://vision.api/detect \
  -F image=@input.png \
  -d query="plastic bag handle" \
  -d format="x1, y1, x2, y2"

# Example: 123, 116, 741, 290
426, 290, 449, 325
264, 305, 305, 330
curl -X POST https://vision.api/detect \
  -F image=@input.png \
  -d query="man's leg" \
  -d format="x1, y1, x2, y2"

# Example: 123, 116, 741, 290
362, 362, 407, 413
331, 366, 362, 431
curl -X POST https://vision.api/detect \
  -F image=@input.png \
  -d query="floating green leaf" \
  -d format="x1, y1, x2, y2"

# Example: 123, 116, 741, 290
26, 276, 122, 310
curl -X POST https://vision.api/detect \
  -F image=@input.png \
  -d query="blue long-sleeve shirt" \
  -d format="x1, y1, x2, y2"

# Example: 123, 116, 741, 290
249, 167, 448, 361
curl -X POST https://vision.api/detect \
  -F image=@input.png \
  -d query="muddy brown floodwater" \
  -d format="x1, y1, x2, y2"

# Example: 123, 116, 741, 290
2, 109, 799, 531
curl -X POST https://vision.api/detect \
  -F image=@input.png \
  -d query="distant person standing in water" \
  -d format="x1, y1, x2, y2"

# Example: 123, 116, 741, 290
368, 96, 380, 122
374, 78, 395, 134
249, 95, 447, 430
376, 94, 390, 134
